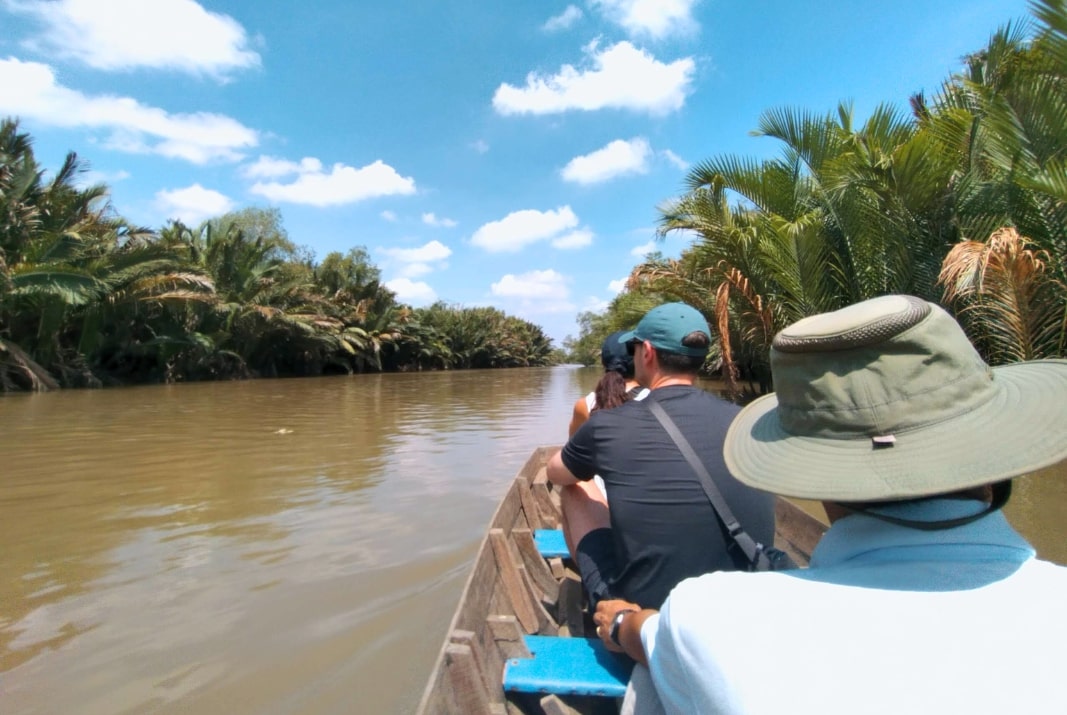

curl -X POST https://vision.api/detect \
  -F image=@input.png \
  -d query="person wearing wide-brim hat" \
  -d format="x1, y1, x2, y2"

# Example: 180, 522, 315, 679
593, 294, 1067, 715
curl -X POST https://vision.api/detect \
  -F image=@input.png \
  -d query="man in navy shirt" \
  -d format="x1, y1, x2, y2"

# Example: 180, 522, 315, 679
547, 302, 774, 609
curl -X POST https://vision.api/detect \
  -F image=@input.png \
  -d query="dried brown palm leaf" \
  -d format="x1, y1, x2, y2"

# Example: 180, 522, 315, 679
714, 265, 776, 396
939, 227, 1067, 362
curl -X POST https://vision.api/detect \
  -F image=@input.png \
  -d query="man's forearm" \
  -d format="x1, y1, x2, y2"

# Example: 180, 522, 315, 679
617, 608, 655, 665
593, 599, 656, 666
546, 448, 579, 486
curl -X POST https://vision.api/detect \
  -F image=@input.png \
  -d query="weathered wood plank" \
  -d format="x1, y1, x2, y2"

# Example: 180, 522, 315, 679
445, 642, 496, 715
517, 446, 555, 485
418, 658, 457, 715
774, 497, 827, 563
488, 615, 532, 660
451, 629, 500, 706
492, 480, 527, 536
490, 529, 540, 633
455, 540, 504, 633
517, 478, 544, 530
531, 482, 560, 529
557, 571, 587, 638
541, 694, 583, 715
513, 528, 560, 605
519, 565, 559, 636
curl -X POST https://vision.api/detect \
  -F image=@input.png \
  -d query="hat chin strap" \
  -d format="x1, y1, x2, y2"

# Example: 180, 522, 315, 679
844, 481, 1012, 531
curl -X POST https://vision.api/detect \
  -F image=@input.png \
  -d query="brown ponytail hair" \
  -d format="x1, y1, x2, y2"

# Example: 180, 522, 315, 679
592, 370, 630, 412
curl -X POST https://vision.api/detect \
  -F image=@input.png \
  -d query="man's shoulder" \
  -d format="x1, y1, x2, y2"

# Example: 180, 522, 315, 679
662, 570, 810, 628
1017, 558, 1067, 586
657, 384, 740, 415
586, 397, 650, 425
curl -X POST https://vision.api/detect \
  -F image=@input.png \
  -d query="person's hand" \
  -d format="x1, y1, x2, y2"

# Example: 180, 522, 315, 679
593, 599, 640, 653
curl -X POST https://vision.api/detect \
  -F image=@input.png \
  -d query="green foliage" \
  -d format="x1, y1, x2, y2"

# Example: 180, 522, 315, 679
584, 0, 1067, 396
0, 119, 556, 390
11, 1, 1067, 391
401, 302, 555, 370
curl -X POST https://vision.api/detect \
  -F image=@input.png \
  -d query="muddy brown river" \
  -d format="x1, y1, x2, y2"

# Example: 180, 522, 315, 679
2, 367, 1064, 714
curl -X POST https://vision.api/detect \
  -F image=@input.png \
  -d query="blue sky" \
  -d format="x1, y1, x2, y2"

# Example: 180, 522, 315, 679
0, 0, 1033, 345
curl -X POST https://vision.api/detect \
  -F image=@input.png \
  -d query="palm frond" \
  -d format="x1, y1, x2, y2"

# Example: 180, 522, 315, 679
939, 226, 1067, 361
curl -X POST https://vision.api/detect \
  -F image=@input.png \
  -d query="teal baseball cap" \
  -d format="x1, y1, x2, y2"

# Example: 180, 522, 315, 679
617, 302, 711, 358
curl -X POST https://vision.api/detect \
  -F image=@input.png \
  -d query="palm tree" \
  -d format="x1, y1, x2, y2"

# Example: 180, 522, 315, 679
1, 118, 212, 387
940, 227, 1066, 362
650, 103, 948, 393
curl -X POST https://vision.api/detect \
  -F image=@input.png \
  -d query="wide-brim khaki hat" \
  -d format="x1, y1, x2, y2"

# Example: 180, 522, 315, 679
724, 295, 1067, 502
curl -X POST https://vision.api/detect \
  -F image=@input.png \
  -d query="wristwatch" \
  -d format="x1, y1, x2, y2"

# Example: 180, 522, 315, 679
608, 608, 638, 647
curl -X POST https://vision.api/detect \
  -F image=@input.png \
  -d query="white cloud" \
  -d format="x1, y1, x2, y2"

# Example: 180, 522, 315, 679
155, 183, 235, 226
561, 137, 652, 185
380, 240, 452, 264
491, 270, 574, 313
471, 139, 490, 154
608, 278, 628, 293
396, 262, 433, 279
422, 212, 458, 228
248, 158, 416, 206
492, 40, 694, 116
386, 277, 437, 304
591, 0, 700, 40
661, 148, 689, 170
242, 156, 322, 179
470, 206, 580, 253
0, 58, 258, 163
491, 270, 565, 298
380, 240, 451, 279
543, 5, 583, 32
76, 168, 130, 188
585, 295, 612, 312
551, 229, 594, 249
381, 210, 398, 222
631, 241, 657, 257
10, 0, 260, 77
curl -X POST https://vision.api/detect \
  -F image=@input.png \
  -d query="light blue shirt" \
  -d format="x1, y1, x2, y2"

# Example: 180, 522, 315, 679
638, 500, 1066, 715
799, 499, 1036, 590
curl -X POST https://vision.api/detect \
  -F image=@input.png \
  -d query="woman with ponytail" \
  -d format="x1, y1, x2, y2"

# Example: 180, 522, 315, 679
568, 330, 650, 436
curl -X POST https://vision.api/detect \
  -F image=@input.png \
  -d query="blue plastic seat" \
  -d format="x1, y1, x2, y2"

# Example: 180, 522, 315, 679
533, 528, 569, 559
503, 635, 634, 698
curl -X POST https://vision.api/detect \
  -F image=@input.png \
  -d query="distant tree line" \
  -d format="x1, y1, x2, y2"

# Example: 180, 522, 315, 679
0, 124, 555, 391
565, 0, 1067, 401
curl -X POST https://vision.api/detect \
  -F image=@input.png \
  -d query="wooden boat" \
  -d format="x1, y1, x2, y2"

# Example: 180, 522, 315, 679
415, 445, 828, 715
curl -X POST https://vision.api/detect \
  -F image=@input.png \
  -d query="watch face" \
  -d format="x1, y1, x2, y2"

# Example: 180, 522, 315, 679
610, 610, 629, 644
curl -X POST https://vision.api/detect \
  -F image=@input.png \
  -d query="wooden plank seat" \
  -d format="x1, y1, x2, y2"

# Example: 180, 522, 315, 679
534, 528, 570, 559
503, 635, 634, 698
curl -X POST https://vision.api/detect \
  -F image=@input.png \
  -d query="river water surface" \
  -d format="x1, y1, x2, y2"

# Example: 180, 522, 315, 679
2, 367, 1065, 714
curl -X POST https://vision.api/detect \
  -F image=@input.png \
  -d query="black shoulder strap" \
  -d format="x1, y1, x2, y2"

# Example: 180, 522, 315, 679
646, 398, 769, 570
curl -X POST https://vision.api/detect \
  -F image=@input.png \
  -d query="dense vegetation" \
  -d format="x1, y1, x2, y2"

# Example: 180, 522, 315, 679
565, 0, 1067, 400
8, 2, 1066, 394
0, 132, 555, 391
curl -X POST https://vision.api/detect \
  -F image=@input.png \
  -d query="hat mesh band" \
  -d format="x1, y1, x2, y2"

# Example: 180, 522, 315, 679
774, 297, 930, 353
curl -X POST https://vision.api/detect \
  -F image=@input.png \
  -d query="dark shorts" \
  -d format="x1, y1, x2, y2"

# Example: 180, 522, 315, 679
574, 527, 618, 609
